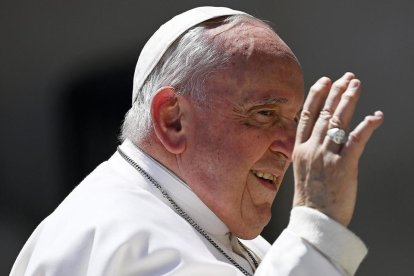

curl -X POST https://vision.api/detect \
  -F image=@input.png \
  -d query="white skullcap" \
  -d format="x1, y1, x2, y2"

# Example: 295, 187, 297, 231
132, 6, 248, 104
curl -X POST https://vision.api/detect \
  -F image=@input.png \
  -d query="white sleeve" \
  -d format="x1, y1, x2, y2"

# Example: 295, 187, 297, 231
255, 207, 368, 276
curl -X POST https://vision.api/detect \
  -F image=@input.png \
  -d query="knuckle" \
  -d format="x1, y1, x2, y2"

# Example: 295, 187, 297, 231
309, 84, 321, 95
341, 91, 359, 102
300, 109, 312, 121
332, 80, 348, 91
364, 115, 377, 125
329, 115, 343, 128
326, 154, 341, 166
319, 110, 332, 121
321, 106, 334, 114
348, 131, 362, 144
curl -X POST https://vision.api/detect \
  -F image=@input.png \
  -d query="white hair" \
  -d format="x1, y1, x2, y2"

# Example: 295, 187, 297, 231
120, 15, 268, 143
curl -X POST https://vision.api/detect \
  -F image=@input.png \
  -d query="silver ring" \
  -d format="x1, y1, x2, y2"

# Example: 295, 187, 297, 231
327, 128, 347, 144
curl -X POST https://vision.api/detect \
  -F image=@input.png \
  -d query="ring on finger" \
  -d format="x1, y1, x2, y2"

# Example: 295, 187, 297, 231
327, 128, 347, 144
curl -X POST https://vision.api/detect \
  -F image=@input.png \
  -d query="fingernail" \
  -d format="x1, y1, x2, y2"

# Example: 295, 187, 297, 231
374, 110, 384, 117
318, 77, 331, 85
350, 79, 360, 88
343, 72, 355, 79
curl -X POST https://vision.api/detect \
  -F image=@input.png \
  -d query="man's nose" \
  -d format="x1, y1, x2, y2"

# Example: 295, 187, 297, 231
269, 119, 296, 160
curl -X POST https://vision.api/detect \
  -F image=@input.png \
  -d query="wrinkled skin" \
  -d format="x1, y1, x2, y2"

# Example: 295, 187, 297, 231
292, 73, 384, 226
147, 19, 384, 239
174, 24, 304, 239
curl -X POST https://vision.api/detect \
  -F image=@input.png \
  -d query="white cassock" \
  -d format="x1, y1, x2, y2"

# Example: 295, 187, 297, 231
10, 139, 367, 276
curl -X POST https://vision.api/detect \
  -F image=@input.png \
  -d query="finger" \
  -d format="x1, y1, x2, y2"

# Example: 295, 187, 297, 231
342, 111, 384, 161
323, 72, 355, 115
324, 79, 361, 152
295, 77, 331, 145
311, 72, 356, 143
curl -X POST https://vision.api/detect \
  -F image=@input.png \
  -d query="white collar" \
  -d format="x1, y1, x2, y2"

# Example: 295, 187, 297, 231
118, 139, 230, 236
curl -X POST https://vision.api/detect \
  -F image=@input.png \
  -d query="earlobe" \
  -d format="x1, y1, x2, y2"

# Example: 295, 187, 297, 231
151, 87, 187, 154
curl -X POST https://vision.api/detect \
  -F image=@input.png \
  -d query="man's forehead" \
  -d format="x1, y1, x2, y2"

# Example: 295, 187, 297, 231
202, 58, 304, 107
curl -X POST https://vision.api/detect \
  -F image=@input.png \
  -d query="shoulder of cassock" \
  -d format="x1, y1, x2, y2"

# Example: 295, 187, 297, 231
10, 146, 270, 276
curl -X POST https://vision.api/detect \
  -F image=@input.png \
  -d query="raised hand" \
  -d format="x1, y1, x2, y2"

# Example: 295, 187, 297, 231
292, 72, 384, 226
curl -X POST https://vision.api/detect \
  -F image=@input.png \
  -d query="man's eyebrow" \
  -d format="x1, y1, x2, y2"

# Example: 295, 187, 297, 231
251, 96, 289, 105
232, 96, 289, 116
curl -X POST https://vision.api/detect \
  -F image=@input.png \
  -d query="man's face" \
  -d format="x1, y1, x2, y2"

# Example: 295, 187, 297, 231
178, 23, 304, 239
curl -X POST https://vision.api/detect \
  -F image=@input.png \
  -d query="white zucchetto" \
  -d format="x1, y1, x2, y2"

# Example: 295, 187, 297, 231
132, 6, 247, 104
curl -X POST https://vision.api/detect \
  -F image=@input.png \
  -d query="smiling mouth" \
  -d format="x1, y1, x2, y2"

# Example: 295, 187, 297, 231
251, 170, 278, 186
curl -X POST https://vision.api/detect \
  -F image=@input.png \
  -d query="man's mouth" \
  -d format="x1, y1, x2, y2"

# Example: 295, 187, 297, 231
251, 170, 278, 185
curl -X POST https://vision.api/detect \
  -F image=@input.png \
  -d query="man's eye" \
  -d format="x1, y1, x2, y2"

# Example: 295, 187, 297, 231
257, 110, 274, 117
240, 106, 281, 127
249, 110, 280, 126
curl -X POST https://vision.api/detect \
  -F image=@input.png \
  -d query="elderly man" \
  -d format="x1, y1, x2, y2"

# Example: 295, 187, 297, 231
11, 6, 383, 276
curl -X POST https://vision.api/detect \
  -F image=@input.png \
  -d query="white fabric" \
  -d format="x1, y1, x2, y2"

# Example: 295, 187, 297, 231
132, 6, 247, 103
287, 207, 367, 275
10, 139, 367, 275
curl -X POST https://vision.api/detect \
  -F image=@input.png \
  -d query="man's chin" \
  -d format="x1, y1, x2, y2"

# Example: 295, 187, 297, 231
231, 217, 270, 240
232, 225, 265, 240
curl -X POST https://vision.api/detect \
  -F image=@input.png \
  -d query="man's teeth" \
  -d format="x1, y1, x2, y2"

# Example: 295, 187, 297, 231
253, 171, 277, 183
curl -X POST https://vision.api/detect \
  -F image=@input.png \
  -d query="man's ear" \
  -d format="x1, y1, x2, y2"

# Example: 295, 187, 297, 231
151, 87, 187, 154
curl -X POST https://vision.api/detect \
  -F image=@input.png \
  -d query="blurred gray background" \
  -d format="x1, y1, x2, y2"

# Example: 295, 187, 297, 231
1, 0, 413, 275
